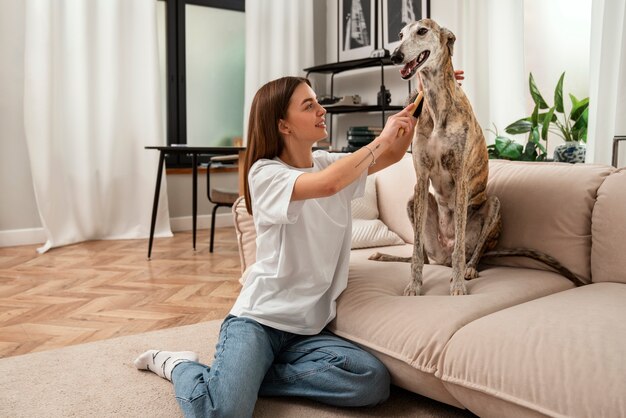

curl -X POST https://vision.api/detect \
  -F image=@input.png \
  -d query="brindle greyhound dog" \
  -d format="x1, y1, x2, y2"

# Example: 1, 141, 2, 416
369, 19, 583, 295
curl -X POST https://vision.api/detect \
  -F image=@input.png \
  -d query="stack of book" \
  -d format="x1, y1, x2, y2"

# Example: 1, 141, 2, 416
341, 126, 382, 152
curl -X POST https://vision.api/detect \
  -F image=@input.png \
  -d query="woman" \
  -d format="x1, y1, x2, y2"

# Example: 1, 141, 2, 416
134, 76, 418, 417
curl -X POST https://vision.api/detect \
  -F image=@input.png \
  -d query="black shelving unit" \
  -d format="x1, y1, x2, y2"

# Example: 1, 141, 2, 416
304, 57, 410, 149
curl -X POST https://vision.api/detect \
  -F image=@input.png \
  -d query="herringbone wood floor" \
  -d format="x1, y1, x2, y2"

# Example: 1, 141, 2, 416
0, 228, 242, 359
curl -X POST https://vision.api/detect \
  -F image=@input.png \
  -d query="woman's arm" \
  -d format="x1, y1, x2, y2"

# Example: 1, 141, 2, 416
291, 102, 417, 201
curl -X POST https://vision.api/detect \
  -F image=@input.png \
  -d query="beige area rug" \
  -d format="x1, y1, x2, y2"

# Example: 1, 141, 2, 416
0, 320, 475, 417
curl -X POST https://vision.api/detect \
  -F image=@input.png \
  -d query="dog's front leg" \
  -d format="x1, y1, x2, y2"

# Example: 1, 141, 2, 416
451, 175, 469, 296
406, 173, 429, 296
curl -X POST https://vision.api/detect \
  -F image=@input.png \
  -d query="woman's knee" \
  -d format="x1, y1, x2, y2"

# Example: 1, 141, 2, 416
360, 359, 390, 406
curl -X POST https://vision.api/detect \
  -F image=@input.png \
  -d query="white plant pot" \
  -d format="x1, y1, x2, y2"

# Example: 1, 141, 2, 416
553, 141, 586, 163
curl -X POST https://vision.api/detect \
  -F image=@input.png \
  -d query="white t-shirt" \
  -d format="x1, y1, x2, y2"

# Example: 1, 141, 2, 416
229, 150, 367, 335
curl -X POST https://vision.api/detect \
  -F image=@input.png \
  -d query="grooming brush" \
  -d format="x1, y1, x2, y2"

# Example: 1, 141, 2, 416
399, 91, 424, 136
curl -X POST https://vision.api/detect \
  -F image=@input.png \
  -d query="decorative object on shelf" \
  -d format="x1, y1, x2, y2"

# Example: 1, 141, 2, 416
343, 126, 382, 152
339, 0, 377, 61
377, 88, 391, 106
323, 95, 363, 107
488, 72, 589, 163
382, 0, 430, 52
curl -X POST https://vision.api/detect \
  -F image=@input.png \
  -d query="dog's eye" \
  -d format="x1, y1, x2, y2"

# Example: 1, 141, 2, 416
417, 28, 428, 35
398, 32, 403, 40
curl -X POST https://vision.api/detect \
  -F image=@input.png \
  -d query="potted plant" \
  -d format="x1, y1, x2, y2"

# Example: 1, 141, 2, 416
486, 111, 548, 162
504, 72, 589, 163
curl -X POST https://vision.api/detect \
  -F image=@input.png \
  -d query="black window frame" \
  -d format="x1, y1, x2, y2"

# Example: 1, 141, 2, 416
160, 0, 245, 167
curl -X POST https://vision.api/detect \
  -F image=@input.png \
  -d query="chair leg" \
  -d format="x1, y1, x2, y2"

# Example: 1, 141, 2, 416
210, 204, 220, 253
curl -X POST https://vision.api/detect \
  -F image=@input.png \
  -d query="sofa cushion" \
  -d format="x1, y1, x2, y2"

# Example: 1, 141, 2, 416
591, 168, 626, 284
375, 155, 415, 243
438, 283, 626, 418
351, 174, 379, 220
328, 246, 575, 403
352, 175, 404, 249
374, 158, 614, 284
351, 219, 404, 249
484, 161, 613, 284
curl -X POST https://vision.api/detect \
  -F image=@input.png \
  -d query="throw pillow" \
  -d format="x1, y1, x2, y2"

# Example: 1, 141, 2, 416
351, 175, 378, 220
351, 176, 405, 249
352, 219, 405, 249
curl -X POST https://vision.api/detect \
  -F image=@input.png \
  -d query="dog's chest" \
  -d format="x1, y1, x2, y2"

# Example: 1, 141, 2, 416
413, 130, 458, 203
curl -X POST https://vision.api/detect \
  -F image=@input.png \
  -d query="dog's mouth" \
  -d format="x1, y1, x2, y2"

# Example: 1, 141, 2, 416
400, 50, 430, 80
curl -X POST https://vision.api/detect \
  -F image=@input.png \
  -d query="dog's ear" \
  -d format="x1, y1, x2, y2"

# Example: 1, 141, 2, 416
441, 27, 456, 57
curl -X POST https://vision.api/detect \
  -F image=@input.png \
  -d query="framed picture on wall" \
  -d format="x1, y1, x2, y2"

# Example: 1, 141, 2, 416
338, 0, 377, 61
382, 0, 430, 53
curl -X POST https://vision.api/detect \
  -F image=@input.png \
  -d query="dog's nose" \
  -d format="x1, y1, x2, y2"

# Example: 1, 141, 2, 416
390, 51, 404, 65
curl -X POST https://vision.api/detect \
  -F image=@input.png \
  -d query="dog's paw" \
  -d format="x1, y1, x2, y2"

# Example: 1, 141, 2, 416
403, 282, 421, 296
450, 280, 468, 296
368, 252, 383, 261
464, 266, 479, 280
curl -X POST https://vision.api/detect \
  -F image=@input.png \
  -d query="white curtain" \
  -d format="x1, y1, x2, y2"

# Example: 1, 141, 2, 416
243, 0, 315, 144
455, 0, 526, 142
23, 0, 172, 253
587, 0, 626, 165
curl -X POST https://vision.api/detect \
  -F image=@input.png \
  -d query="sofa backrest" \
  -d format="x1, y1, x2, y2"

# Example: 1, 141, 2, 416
591, 168, 626, 284
375, 155, 416, 243
486, 161, 613, 283
233, 196, 256, 273
375, 157, 615, 283
234, 155, 618, 283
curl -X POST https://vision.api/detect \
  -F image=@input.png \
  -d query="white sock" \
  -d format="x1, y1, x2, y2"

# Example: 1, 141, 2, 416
134, 350, 199, 381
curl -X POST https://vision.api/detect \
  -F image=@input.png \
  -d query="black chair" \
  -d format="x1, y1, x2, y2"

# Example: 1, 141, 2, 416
206, 154, 239, 252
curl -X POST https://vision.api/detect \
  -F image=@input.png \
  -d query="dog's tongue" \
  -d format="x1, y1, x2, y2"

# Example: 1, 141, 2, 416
400, 59, 417, 77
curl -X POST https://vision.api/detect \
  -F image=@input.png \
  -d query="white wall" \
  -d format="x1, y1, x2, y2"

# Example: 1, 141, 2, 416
166, 170, 238, 232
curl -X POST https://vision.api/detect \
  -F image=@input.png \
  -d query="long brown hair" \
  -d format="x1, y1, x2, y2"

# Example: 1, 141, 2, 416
243, 76, 310, 215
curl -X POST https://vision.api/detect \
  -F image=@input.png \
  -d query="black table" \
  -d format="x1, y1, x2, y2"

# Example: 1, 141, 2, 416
145, 146, 246, 259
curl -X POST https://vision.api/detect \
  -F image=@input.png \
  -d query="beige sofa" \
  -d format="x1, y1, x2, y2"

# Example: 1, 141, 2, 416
233, 155, 626, 418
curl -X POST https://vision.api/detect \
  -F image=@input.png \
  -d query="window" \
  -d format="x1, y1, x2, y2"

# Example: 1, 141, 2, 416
156, 0, 245, 167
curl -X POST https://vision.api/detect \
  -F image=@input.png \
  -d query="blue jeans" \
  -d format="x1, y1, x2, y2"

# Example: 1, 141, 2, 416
171, 315, 390, 418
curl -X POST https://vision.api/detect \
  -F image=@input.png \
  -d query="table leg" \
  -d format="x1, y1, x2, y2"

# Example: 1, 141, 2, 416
148, 151, 165, 260
192, 153, 198, 250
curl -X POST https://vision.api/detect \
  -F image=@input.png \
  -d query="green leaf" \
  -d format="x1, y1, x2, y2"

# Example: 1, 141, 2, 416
571, 107, 589, 143
494, 137, 523, 160
529, 73, 549, 109
537, 111, 558, 124
541, 107, 556, 141
505, 118, 533, 135
530, 126, 540, 145
554, 72, 565, 113
521, 142, 538, 161
570, 97, 589, 121
536, 141, 547, 153
531, 104, 539, 126
569, 93, 579, 108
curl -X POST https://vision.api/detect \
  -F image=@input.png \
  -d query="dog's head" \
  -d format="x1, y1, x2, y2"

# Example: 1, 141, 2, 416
390, 19, 456, 80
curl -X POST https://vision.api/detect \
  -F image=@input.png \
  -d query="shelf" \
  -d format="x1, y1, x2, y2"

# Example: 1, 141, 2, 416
323, 105, 403, 114
304, 57, 395, 74
304, 57, 403, 150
